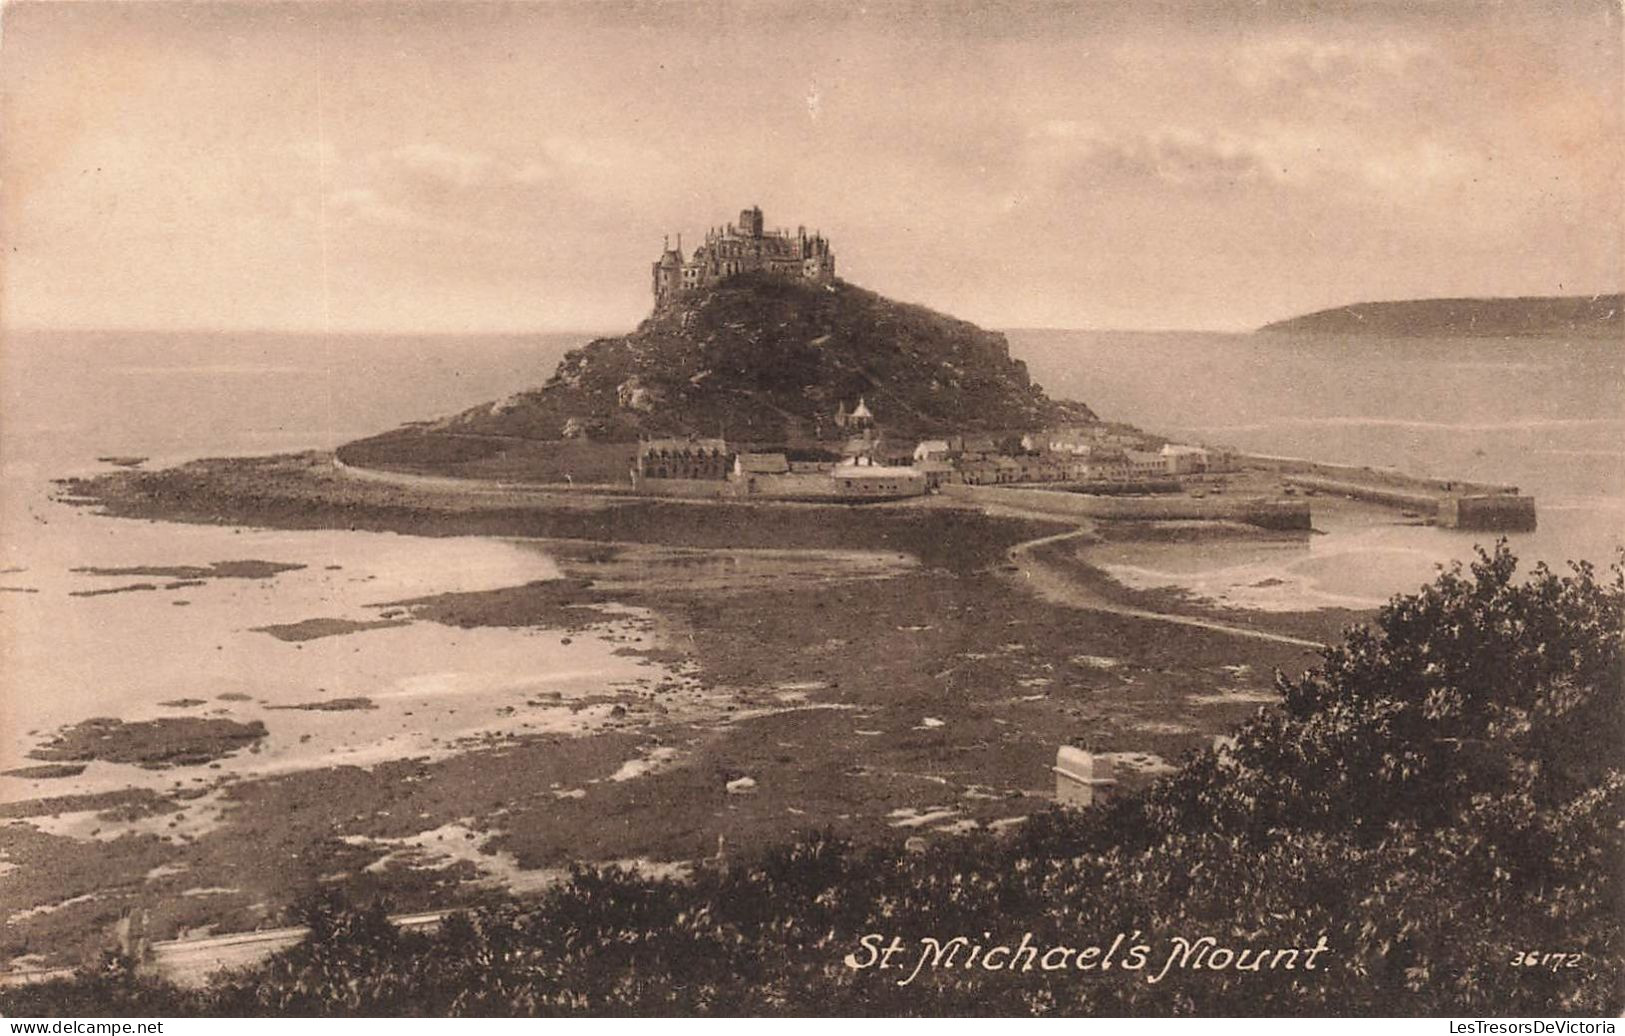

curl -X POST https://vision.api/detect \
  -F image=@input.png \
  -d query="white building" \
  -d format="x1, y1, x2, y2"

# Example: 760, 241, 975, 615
1160, 444, 1210, 475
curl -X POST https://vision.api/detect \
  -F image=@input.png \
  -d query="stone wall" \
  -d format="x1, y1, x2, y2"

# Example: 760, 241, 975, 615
943, 484, 1311, 530
629, 476, 734, 499
1248, 454, 1518, 496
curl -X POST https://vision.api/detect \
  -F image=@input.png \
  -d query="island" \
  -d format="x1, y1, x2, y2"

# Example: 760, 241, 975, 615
7, 205, 1562, 1006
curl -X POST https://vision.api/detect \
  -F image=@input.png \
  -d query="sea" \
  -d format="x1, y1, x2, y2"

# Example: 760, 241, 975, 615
0, 331, 655, 805
1013, 328, 1624, 610
0, 326, 1620, 797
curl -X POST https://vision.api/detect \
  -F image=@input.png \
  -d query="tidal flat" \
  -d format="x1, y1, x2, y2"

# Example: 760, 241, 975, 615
3, 454, 1343, 972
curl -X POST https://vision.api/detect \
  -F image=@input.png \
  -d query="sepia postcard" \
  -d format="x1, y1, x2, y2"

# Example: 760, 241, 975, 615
0, 0, 1620, 1021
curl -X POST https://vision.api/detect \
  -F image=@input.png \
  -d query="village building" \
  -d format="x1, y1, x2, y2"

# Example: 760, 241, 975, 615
994, 456, 1024, 481
1045, 428, 1098, 454
831, 463, 926, 497
1125, 449, 1171, 479
1150, 443, 1241, 476
956, 459, 993, 485
733, 452, 790, 477
869, 442, 918, 467
652, 206, 835, 308
1063, 448, 1133, 482
914, 458, 956, 489
1046, 425, 1151, 454
1017, 455, 1067, 483
636, 438, 731, 480
959, 435, 1000, 461
1160, 444, 1210, 475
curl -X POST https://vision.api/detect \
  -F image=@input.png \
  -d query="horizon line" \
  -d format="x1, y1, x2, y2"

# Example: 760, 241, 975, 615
2, 322, 1253, 337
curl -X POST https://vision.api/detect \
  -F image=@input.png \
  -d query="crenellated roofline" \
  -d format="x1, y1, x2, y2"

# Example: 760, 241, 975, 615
651, 204, 836, 308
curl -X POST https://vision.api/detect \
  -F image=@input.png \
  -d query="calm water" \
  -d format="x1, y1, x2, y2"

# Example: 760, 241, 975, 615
2, 325, 1621, 629
1010, 328, 1623, 607
1, 329, 584, 479
0, 330, 658, 813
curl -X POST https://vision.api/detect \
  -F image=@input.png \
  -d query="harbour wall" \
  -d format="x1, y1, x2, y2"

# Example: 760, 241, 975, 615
942, 484, 1312, 530
1273, 474, 1537, 531
1245, 453, 1519, 496
1279, 475, 1440, 512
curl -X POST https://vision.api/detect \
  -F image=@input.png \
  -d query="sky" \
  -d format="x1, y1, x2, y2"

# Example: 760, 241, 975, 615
1, 0, 1620, 333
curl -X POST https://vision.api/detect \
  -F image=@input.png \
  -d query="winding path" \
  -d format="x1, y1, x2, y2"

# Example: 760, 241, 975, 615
335, 457, 1326, 649
1003, 526, 1328, 650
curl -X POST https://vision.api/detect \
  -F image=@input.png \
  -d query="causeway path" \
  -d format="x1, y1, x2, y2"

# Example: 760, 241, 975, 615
1002, 525, 1328, 650
335, 459, 1326, 649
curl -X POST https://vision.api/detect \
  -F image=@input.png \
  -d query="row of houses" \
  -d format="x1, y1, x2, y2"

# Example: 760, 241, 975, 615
909, 438, 1238, 484
634, 438, 930, 500
634, 434, 1238, 492
955, 450, 1173, 486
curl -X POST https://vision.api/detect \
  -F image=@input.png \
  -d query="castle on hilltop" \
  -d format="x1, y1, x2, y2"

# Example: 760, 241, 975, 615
652, 205, 835, 307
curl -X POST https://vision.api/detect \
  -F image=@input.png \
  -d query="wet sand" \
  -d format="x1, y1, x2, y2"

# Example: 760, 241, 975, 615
3, 454, 1346, 973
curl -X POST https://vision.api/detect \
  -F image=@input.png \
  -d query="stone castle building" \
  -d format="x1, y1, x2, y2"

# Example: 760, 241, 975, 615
652, 205, 835, 307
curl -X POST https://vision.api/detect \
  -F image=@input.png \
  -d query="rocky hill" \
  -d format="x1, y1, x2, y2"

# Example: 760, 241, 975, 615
341, 275, 1095, 471
1259, 293, 1624, 338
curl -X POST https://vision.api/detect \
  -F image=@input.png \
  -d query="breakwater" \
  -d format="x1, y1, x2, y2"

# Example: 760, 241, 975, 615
1242, 454, 1536, 531
943, 484, 1312, 530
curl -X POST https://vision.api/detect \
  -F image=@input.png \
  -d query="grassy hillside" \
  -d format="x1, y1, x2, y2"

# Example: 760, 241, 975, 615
340, 275, 1095, 471
1260, 293, 1624, 338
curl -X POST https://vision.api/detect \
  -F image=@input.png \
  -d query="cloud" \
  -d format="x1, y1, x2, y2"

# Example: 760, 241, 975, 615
1026, 110, 1498, 208
326, 186, 459, 235
1030, 121, 1314, 192
1231, 36, 1444, 104
322, 136, 665, 239
389, 142, 498, 189
3, 0, 1613, 333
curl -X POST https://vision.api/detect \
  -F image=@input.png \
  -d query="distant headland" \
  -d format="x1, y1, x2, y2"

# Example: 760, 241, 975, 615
1259, 293, 1623, 338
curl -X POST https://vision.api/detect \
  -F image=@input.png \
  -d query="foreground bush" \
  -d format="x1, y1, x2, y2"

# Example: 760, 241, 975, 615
6, 544, 1619, 1016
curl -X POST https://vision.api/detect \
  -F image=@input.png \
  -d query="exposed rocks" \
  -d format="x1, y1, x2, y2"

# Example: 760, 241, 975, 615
27, 717, 269, 769
250, 618, 411, 642
264, 697, 377, 712
71, 561, 306, 580
1, 763, 87, 779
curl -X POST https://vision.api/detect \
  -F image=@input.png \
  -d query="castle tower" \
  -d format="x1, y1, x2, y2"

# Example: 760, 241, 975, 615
651, 238, 684, 305
653, 205, 834, 307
